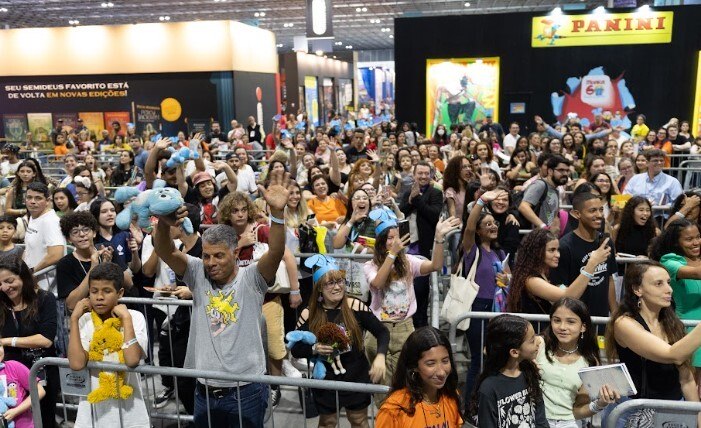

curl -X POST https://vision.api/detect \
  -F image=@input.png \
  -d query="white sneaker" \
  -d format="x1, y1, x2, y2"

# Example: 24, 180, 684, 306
291, 357, 309, 372
282, 358, 303, 378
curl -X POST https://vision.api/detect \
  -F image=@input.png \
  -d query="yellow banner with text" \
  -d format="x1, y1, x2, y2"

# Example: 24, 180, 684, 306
532, 11, 673, 48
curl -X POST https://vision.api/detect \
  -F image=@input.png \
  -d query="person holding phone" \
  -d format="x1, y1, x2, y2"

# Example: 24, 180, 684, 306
549, 192, 619, 317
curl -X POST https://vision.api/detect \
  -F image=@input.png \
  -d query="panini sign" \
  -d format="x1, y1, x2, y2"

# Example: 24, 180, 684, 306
532, 11, 673, 47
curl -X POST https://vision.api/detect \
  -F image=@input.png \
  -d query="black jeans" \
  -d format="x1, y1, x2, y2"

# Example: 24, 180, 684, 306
412, 275, 430, 328
463, 297, 493, 400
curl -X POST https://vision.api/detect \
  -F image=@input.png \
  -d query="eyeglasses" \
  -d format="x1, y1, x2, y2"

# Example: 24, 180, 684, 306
69, 227, 92, 237
352, 196, 369, 201
649, 159, 665, 164
323, 279, 346, 289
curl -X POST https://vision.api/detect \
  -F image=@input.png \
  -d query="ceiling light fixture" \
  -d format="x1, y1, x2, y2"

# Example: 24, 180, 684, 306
101, 2, 114, 7
0, 7, 8, 12
276, 43, 283, 47
381, 27, 390, 32
68, 19, 79, 25
158, 16, 170, 21
334, 41, 342, 45
464, 2, 471, 6
389, 34, 394, 38
345, 45, 353, 49
362, 7, 367, 12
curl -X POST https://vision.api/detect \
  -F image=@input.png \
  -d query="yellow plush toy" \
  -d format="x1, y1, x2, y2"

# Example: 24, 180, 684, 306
86, 311, 133, 403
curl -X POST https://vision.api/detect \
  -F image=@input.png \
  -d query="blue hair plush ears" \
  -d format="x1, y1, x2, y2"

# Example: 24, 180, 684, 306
369, 207, 397, 236
304, 254, 340, 284
285, 331, 327, 380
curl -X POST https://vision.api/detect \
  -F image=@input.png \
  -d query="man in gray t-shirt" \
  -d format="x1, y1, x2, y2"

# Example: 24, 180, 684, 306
154, 171, 291, 428
518, 155, 570, 233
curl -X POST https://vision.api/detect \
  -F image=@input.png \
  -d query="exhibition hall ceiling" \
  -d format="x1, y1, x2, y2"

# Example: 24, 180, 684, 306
1, 0, 612, 51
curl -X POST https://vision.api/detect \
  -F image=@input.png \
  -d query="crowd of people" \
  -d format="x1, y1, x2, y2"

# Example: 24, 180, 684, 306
0, 108, 699, 428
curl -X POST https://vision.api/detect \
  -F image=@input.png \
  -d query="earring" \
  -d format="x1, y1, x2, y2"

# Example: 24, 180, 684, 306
580, 332, 584, 340
637, 297, 642, 309
318, 295, 324, 302
410, 371, 418, 381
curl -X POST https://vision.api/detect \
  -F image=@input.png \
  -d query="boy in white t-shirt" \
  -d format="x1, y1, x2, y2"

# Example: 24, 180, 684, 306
68, 262, 149, 428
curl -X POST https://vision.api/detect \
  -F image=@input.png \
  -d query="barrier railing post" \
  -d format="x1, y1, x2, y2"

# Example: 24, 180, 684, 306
430, 271, 440, 329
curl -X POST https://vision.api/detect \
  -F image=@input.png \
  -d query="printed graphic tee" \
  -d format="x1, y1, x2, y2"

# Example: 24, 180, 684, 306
477, 372, 548, 428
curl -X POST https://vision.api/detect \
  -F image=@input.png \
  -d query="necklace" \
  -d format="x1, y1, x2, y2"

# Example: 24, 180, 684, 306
558, 345, 579, 354
421, 397, 444, 422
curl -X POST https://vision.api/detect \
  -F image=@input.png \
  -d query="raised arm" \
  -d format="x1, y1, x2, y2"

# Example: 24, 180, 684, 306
328, 142, 341, 186
420, 216, 461, 275
256, 171, 292, 283
213, 161, 238, 193
615, 316, 701, 365
153, 211, 189, 277
144, 138, 170, 189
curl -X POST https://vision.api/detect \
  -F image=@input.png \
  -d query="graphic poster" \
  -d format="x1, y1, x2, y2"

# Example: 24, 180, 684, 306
426, 57, 500, 137
187, 118, 210, 136
103, 112, 131, 137
26, 113, 53, 142
2, 114, 29, 142
54, 112, 78, 132
304, 76, 319, 128
134, 104, 161, 137
78, 112, 105, 138
550, 66, 636, 129
693, 52, 701, 138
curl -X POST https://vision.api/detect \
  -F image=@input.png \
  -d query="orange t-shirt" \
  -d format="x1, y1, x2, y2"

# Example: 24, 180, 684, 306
661, 141, 673, 168
433, 159, 446, 173
307, 196, 347, 223
376, 389, 463, 428
54, 144, 68, 156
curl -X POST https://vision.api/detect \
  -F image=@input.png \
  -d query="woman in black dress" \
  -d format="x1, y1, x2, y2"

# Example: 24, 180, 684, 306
0, 255, 58, 428
292, 255, 389, 428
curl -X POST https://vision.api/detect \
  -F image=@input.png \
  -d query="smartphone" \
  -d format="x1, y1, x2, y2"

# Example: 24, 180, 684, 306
596, 232, 610, 248
398, 220, 410, 238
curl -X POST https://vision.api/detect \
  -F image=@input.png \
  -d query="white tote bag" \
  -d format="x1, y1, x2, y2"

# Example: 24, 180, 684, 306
251, 241, 291, 294
441, 250, 480, 331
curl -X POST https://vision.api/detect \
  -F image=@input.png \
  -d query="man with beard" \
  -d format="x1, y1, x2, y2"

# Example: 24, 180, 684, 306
518, 155, 570, 233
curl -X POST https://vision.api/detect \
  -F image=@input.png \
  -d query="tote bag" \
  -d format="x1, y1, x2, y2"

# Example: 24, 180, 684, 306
251, 241, 291, 294
441, 250, 481, 331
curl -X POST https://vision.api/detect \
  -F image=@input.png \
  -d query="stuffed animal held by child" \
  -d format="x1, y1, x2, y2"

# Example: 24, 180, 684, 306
166, 147, 199, 169
0, 380, 17, 428
86, 312, 133, 403
115, 182, 193, 235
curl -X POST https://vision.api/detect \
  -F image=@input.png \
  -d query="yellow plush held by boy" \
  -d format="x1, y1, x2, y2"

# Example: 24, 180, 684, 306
86, 311, 133, 403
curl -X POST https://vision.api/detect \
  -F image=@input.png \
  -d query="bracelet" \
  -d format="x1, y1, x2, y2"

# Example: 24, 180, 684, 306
589, 400, 604, 414
122, 338, 138, 350
579, 267, 595, 280
269, 213, 285, 225
434, 237, 445, 244
290, 290, 301, 296
476, 198, 485, 207
387, 252, 397, 261
676, 211, 686, 218
11, 337, 17, 347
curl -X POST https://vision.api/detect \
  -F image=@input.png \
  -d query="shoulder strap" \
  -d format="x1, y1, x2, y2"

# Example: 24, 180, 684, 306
466, 247, 481, 280
537, 179, 550, 205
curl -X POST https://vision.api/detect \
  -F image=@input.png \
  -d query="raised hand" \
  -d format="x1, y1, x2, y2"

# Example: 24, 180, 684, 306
480, 189, 508, 203
435, 216, 462, 240
389, 233, 411, 255
367, 149, 380, 163
71, 298, 92, 320
588, 238, 612, 268
261, 170, 291, 213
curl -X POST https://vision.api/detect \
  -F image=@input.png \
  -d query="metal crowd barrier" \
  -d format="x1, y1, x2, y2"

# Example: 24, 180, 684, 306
29, 357, 389, 428
605, 398, 701, 427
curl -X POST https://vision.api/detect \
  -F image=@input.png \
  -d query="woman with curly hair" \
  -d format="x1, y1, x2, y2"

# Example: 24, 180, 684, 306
376, 327, 462, 428
611, 196, 658, 259
506, 228, 611, 315
292, 255, 389, 428
442, 156, 471, 220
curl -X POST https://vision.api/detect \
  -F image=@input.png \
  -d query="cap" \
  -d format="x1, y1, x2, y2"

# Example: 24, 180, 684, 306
193, 171, 213, 186
225, 152, 237, 160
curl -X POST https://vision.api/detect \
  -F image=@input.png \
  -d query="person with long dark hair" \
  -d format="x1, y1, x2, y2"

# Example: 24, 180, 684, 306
111, 150, 142, 186
603, 261, 701, 427
506, 228, 610, 315
649, 218, 701, 394
363, 210, 460, 405
52, 188, 78, 218
292, 255, 388, 428
469, 314, 548, 427
0, 254, 59, 428
612, 196, 658, 258
536, 298, 618, 427
376, 327, 462, 427
665, 191, 701, 229
484, 185, 521, 260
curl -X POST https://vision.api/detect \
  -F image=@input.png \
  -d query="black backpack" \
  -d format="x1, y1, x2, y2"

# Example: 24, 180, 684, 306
512, 179, 550, 228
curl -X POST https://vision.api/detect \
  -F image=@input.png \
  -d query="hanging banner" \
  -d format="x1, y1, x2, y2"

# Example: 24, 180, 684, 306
532, 11, 673, 48
693, 52, 701, 138
133, 103, 161, 136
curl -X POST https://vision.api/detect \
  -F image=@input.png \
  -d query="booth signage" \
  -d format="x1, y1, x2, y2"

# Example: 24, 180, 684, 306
532, 11, 673, 48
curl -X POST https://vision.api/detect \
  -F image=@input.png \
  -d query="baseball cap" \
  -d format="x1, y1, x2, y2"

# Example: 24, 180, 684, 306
193, 171, 213, 186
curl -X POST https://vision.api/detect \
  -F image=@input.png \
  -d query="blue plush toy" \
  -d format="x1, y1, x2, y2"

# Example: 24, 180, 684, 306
285, 331, 328, 380
166, 147, 199, 169
115, 182, 193, 235
0, 379, 17, 428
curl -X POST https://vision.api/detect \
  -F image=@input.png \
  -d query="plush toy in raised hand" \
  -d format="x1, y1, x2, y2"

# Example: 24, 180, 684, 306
0, 380, 17, 428
86, 312, 133, 404
115, 182, 193, 235
166, 147, 199, 169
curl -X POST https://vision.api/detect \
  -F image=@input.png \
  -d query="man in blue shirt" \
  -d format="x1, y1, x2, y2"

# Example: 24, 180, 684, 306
129, 135, 150, 171
623, 149, 682, 207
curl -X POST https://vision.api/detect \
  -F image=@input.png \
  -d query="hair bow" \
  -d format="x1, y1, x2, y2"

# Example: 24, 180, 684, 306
73, 176, 92, 188
370, 207, 398, 236
304, 254, 340, 284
